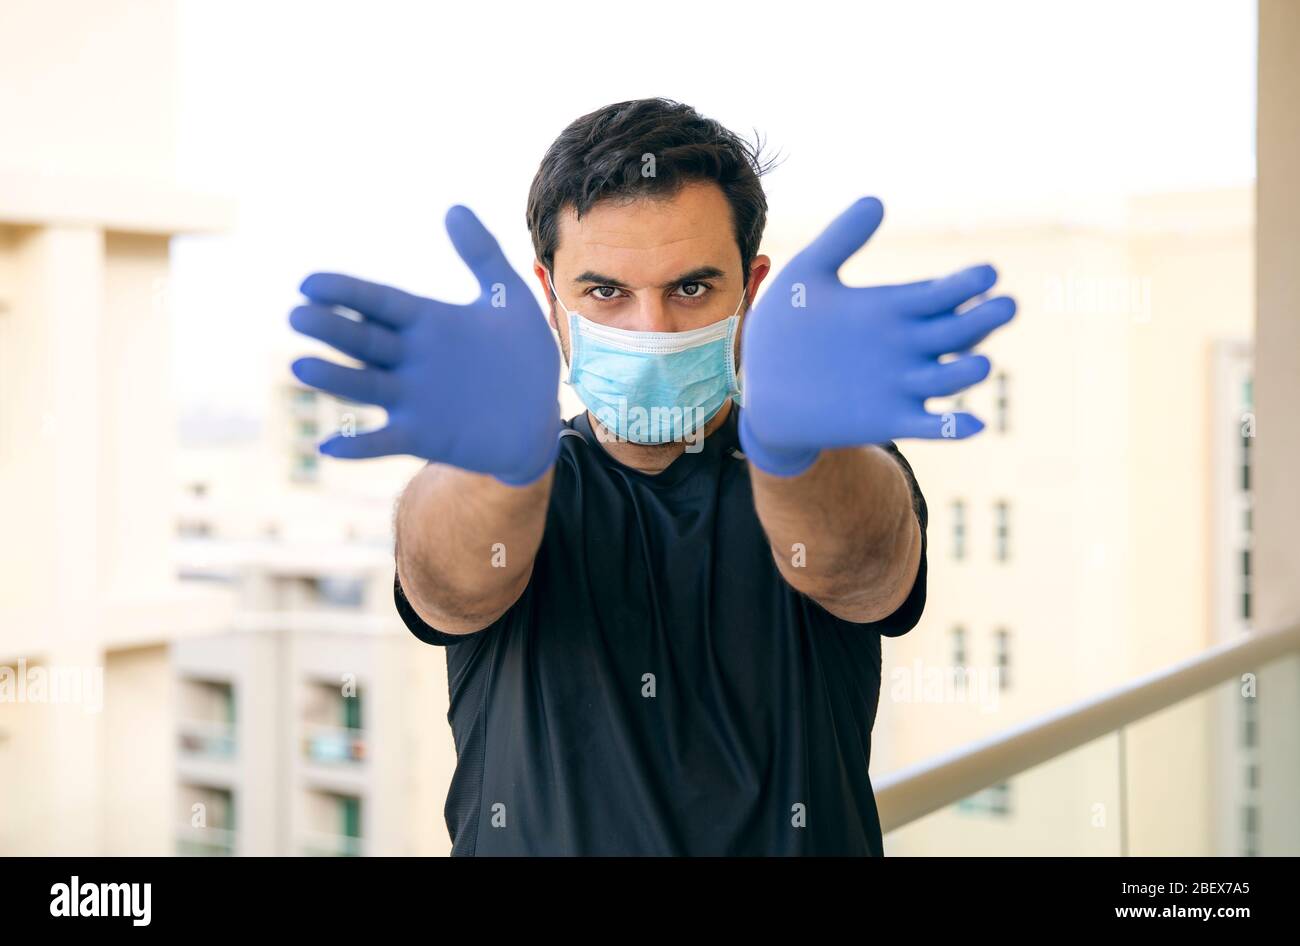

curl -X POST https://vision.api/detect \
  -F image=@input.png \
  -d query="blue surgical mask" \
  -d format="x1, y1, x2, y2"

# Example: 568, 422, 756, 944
548, 272, 745, 444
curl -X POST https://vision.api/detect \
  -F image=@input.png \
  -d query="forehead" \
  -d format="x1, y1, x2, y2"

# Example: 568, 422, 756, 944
552, 181, 739, 281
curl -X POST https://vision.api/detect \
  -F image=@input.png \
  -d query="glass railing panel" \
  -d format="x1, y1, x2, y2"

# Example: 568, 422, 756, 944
1123, 650, 1300, 856
883, 732, 1123, 855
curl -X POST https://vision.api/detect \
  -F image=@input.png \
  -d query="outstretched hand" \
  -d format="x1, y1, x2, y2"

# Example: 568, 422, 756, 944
289, 206, 562, 486
739, 197, 1016, 476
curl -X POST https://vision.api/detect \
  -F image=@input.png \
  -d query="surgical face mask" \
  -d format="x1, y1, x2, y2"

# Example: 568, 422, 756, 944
548, 271, 745, 445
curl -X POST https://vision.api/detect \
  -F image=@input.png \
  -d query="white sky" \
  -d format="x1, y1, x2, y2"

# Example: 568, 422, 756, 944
170, 0, 1257, 427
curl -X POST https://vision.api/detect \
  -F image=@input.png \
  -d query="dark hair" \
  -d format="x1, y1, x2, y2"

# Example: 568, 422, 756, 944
526, 98, 777, 292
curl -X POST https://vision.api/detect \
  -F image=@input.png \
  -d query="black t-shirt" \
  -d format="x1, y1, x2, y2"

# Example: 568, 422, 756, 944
394, 404, 928, 856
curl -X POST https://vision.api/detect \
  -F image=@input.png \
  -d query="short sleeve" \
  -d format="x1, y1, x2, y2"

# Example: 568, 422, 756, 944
869, 441, 929, 638
393, 571, 490, 646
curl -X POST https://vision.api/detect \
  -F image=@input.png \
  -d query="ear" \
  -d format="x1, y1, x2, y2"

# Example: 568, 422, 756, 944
733, 254, 771, 368
744, 254, 773, 306
531, 260, 558, 332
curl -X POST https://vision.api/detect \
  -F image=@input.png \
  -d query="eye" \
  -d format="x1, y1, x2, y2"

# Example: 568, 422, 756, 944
587, 286, 624, 302
674, 281, 712, 300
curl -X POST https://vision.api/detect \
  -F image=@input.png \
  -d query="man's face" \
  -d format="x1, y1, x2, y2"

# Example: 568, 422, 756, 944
533, 181, 771, 366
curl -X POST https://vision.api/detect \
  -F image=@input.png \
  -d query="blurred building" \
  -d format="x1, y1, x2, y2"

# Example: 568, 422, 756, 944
171, 534, 445, 856
0, 0, 237, 855
0, 0, 447, 857
171, 386, 446, 857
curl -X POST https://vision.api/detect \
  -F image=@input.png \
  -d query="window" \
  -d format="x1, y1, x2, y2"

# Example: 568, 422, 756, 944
177, 784, 236, 856
951, 625, 967, 664
1240, 431, 1251, 492
1240, 546, 1253, 620
177, 519, 213, 538
292, 452, 319, 483
290, 387, 322, 484
1240, 695, 1257, 749
957, 782, 1012, 817
343, 691, 362, 731
302, 680, 366, 764
302, 791, 363, 856
178, 679, 236, 758
1242, 805, 1259, 857
952, 500, 966, 560
315, 575, 366, 608
340, 795, 362, 842
994, 628, 1011, 691
951, 625, 967, 690
994, 501, 1010, 562
995, 372, 1009, 433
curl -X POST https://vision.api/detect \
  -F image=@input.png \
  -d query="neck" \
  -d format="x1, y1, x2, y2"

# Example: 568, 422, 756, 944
588, 400, 733, 475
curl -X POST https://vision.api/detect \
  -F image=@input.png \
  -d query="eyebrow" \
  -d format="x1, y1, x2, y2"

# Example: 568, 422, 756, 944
572, 266, 727, 289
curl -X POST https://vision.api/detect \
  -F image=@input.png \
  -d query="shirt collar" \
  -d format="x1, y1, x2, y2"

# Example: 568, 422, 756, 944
570, 400, 742, 485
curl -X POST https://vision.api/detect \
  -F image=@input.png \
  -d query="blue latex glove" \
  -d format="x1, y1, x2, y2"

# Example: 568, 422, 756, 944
738, 197, 1016, 476
288, 205, 562, 486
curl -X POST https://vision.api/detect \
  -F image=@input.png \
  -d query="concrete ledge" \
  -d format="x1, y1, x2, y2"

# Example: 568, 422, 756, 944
0, 168, 235, 235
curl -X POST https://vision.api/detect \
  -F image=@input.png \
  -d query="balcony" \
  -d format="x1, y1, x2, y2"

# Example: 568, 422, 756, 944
299, 833, 364, 857
175, 824, 236, 857
178, 718, 236, 759
877, 622, 1300, 854
302, 724, 366, 765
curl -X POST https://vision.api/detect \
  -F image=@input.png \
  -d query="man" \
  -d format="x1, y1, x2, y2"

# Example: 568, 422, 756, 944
288, 98, 1015, 855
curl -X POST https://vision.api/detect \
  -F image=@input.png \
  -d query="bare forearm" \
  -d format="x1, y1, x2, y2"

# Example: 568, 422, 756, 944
395, 463, 553, 634
749, 445, 920, 622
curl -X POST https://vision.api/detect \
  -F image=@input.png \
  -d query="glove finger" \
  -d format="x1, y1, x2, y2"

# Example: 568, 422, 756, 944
897, 410, 986, 440
320, 425, 411, 460
796, 197, 885, 275
290, 356, 400, 408
299, 272, 427, 329
907, 296, 1016, 355
290, 304, 404, 368
444, 205, 525, 302
902, 353, 991, 397
896, 264, 999, 317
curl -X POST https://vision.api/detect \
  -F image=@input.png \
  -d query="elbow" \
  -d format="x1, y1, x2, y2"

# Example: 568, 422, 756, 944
396, 555, 532, 636
789, 518, 922, 625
